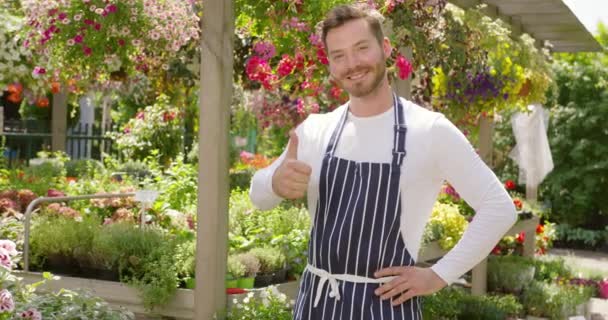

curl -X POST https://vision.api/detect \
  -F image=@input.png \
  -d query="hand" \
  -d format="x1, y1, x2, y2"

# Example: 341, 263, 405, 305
374, 266, 447, 306
272, 130, 312, 199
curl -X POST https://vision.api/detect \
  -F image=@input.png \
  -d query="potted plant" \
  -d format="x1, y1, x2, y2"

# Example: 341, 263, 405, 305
488, 255, 536, 295
250, 247, 285, 287
522, 281, 593, 319
235, 252, 260, 289
227, 255, 245, 288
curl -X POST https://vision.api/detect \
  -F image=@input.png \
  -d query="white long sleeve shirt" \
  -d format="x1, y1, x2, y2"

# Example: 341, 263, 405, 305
249, 97, 517, 284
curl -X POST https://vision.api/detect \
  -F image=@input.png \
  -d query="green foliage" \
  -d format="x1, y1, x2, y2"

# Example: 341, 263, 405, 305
229, 189, 309, 275
555, 224, 608, 248
422, 286, 522, 319
227, 255, 247, 279
522, 280, 593, 319
532, 257, 573, 283
487, 255, 536, 294
64, 159, 105, 178
541, 32, 608, 227
422, 202, 468, 250
18, 289, 134, 320
249, 247, 286, 274
111, 94, 185, 166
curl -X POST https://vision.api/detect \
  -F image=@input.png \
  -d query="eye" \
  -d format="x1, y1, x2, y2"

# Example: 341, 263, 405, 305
358, 46, 368, 51
333, 54, 344, 60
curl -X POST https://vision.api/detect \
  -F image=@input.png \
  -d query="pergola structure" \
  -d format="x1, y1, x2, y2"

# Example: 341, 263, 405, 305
195, 0, 601, 318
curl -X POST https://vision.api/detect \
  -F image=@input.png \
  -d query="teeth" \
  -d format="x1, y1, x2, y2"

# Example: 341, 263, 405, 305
349, 72, 366, 80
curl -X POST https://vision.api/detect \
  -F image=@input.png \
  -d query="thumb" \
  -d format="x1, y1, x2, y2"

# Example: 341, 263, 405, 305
285, 130, 299, 159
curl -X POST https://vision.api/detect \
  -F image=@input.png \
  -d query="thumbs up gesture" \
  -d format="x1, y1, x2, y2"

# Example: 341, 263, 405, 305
272, 131, 312, 199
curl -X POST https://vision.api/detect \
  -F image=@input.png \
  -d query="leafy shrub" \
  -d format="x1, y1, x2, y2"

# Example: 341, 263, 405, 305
522, 280, 593, 319
532, 257, 573, 282
487, 255, 535, 294
249, 247, 285, 274
422, 286, 522, 319
64, 159, 105, 178
422, 202, 468, 250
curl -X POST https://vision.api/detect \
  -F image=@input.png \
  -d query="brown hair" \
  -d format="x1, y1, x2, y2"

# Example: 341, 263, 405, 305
321, 4, 385, 48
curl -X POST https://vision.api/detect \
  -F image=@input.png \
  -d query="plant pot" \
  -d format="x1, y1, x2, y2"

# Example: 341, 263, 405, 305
226, 278, 238, 288
237, 277, 255, 289
185, 278, 195, 289
46, 253, 80, 276
79, 266, 120, 282
254, 273, 274, 288
273, 268, 287, 284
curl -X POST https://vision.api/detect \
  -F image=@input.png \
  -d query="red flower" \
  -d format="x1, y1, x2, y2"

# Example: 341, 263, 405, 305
516, 231, 525, 244
35, 97, 49, 108
162, 111, 176, 122
316, 48, 328, 65
330, 86, 344, 100
51, 82, 61, 94
395, 53, 413, 80
83, 46, 92, 56
491, 246, 502, 255
7, 93, 22, 104
277, 54, 295, 77
536, 224, 544, 234
505, 180, 516, 190
513, 198, 523, 210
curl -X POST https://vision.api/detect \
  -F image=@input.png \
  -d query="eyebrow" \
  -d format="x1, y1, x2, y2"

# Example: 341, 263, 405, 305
329, 39, 370, 56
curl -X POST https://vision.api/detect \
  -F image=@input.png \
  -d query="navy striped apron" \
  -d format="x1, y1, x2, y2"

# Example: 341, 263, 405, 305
293, 94, 422, 319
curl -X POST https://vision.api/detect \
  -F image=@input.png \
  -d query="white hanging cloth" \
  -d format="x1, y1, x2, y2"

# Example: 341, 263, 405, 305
509, 104, 554, 188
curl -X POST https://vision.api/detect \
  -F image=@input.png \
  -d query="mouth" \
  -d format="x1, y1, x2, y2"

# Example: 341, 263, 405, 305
347, 70, 368, 81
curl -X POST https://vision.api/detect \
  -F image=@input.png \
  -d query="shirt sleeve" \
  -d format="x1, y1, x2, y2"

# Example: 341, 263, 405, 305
249, 122, 307, 211
428, 116, 518, 285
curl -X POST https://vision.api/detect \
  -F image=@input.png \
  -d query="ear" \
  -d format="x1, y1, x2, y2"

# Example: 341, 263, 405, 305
382, 37, 393, 57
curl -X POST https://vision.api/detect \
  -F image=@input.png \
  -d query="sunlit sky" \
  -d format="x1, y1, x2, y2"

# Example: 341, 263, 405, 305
563, 0, 608, 35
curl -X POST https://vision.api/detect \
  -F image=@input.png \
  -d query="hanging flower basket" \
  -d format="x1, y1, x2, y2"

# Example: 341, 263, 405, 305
20, 0, 200, 84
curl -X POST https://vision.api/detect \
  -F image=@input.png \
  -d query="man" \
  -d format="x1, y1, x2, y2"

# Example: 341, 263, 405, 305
250, 4, 517, 319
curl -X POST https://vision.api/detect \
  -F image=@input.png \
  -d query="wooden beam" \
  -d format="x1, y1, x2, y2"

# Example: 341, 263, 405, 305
51, 89, 67, 152
196, 0, 234, 318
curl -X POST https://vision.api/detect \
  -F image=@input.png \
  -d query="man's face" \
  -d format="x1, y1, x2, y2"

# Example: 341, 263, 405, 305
325, 18, 391, 98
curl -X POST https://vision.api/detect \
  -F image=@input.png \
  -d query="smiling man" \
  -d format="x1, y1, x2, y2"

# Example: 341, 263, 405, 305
249, 4, 517, 319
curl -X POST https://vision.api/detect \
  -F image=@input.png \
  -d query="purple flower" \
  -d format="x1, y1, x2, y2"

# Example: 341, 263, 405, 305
0, 289, 14, 312
32, 66, 46, 77
106, 4, 118, 13
74, 34, 83, 43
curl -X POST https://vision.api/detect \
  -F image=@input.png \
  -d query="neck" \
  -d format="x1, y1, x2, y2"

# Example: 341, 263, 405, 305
348, 79, 393, 117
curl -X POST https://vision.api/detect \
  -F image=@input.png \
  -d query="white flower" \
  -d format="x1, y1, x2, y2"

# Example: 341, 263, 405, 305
89, 5, 97, 11
95, 8, 104, 15
0, 240, 18, 256
74, 14, 83, 21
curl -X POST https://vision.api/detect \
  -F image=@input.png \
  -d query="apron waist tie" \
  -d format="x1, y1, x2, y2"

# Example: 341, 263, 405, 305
305, 264, 396, 308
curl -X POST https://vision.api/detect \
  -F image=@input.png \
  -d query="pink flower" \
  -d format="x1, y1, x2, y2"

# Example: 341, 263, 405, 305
58, 12, 67, 20
277, 54, 295, 77
316, 48, 328, 65
106, 4, 118, 13
118, 39, 126, 46
83, 46, 93, 56
74, 34, 83, 43
136, 111, 145, 120
599, 279, 608, 299
83, 19, 94, 25
0, 289, 14, 312
240, 151, 254, 162
253, 41, 276, 60
396, 53, 413, 80
32, 66, 46, 77
0, 240, 18, 256
19, 308, 42, 320
0, 248, 12, 270
47, 189, 65, 197
94, 23, 102, 31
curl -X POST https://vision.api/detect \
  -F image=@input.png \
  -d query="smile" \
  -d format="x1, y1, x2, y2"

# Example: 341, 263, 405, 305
347, 71, 368, 80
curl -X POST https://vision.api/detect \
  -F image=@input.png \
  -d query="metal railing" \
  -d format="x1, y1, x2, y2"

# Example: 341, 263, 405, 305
22, 192, 136, 272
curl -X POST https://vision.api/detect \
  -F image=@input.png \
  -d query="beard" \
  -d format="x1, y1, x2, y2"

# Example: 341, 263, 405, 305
333, 55, 387, 98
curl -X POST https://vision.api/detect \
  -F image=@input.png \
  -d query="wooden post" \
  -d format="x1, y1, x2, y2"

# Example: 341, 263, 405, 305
195, 0, 234, 319
471, 114, 494, 296
394, 46, 413, 100
51, 89, 67, 152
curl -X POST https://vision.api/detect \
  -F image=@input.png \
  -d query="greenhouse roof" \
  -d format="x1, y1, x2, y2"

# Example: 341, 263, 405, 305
451, 0, 602, 52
